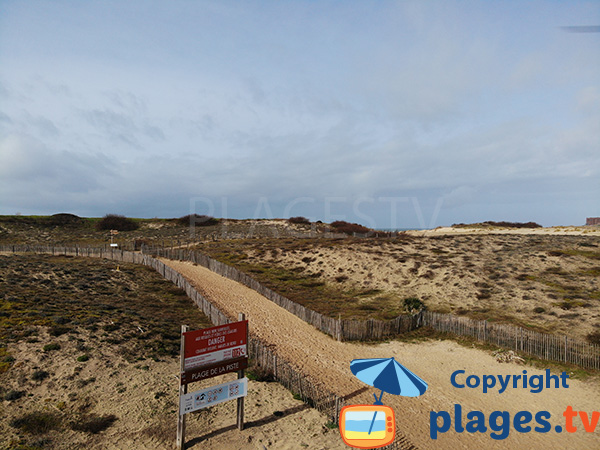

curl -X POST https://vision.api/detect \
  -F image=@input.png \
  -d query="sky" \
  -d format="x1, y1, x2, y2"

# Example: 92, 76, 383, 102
0, 0, 599, 228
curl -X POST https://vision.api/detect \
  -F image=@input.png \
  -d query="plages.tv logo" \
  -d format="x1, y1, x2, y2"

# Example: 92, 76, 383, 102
340, 357, 428, 449
430, 369, 600, 440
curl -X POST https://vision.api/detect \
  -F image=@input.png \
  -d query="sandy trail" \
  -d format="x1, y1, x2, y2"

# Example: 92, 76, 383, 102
162, 259, 600, 450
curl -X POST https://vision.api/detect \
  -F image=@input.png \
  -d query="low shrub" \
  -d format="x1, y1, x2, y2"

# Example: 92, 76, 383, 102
10, 412, 61, 434
403, 297, 425, 313
96, 214, 139, 231
32, 370, 50, 381
177, 214, 218, 227
453, 221, 542, 229
246, 363, 275, 382
330, 221, 371, 235
4, 389, 25, 401
69, 414, 117, 434
49, 326, 71, 337
103, 323, 120, 332
43, 343, 61, 352
288, 216, 310, 225
48, 213, 83, 227
586, 331, 600, 345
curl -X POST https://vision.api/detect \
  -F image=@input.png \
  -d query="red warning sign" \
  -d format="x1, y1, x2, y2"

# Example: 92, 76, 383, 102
183, 321, 248, 371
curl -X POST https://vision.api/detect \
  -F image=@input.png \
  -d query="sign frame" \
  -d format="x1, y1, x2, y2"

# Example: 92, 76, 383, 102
177, 315, 249, 450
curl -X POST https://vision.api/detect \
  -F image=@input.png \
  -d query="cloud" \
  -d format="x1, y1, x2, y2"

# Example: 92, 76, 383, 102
0, 1, 597, 226
576, 86, 600, 114
442, 186, 477, 208
0, 134, 118, 212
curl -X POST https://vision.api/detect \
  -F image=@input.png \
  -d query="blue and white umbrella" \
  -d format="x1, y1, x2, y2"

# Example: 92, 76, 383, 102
350, 357, 428, 434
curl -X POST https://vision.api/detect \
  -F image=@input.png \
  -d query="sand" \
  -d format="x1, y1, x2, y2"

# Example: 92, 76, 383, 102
162, 258, 600, 450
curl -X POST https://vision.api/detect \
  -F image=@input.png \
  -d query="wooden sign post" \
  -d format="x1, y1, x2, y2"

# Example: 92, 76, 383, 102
237, 312, 246, 431
176, 324, 188, 450
176, 316, 248, 449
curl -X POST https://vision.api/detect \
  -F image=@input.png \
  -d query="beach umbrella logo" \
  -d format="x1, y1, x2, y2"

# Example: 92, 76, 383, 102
339, 357, 428, 449
351, 357, 428, 402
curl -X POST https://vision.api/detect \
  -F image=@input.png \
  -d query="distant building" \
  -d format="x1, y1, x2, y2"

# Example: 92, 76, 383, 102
586, 217, 600, 226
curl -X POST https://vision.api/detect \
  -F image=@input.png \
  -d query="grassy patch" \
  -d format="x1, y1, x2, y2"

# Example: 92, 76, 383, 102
246, 360, 275, 382
0, 254, 213, 362
4, 389, 25, 401
69, 413, 117, 434
10, 412, 62, 434
42, 343, 61, 352
31, 370, 50, 381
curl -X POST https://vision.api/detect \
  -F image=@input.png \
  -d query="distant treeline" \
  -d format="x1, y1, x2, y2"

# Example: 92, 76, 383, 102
453, 221, 542, 229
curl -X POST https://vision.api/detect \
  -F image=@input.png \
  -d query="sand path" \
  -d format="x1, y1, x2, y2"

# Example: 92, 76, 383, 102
162, 259, 600, 450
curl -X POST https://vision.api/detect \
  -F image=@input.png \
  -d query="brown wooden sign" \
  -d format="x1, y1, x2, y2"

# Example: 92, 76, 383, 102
181, 356, 248, 386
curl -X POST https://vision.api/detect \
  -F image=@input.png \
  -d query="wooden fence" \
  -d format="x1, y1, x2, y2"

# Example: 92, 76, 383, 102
421, 311, 600, 370
139, 245, 600, 371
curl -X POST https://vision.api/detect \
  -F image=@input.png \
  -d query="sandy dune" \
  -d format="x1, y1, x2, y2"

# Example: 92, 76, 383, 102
238, 232, 600, 341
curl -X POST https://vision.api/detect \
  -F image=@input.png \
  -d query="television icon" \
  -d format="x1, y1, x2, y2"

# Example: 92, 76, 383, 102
339, 405, 395, 449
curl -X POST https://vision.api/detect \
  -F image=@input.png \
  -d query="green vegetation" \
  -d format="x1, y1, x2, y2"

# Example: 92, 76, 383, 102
0, 347, 13, 373
330, 220, 372, 235
69, 413, 117, 434
10, 412, 62, 434
96, 214, 139, 231
587, 331, 600, 345
42, 343, 61, 352
31, 370, 49, 382
453, 221, 542, 228
4, 389, 25, 401
177, 214, 218, 227
403, 297, 425, 313
324, 420, 338, 429
0, 254, 212, 363
192, 238, 410, 320
288, 216, 311, 225
1, 215, 599, 340
246, 359, 275, 382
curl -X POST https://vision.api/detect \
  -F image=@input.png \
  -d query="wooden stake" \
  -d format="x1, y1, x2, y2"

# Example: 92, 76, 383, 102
177, 324, 188, 449
237, 313, 246, 431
